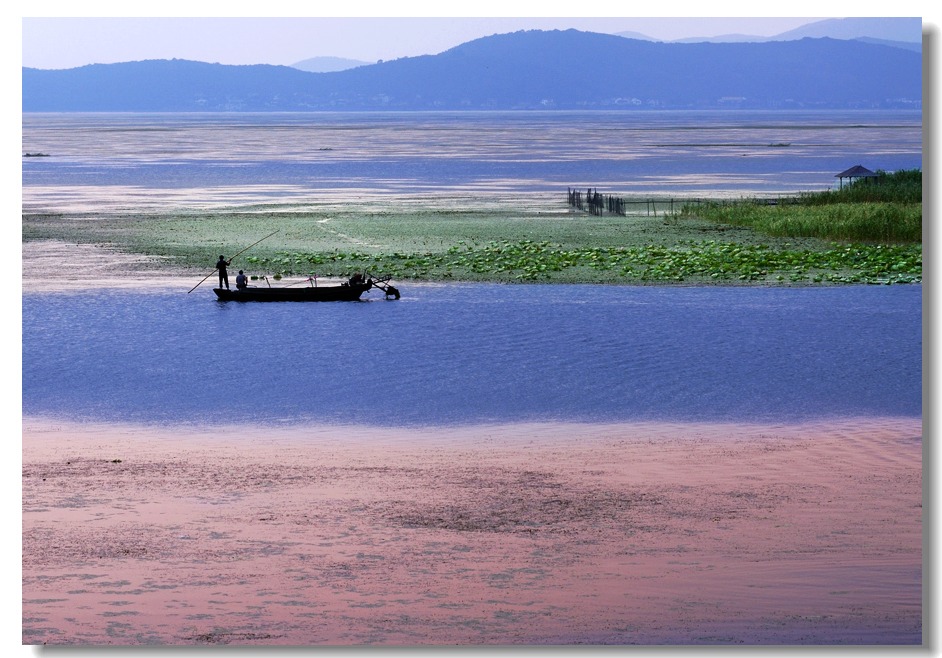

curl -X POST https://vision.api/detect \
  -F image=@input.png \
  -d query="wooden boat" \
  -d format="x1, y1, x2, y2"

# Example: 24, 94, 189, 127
213, 275, 400, 302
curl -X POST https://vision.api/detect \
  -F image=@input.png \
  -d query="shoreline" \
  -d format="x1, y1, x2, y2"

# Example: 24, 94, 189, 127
23, 415, 923, 645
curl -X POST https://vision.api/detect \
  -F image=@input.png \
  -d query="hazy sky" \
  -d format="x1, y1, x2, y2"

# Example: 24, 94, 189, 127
22, 15, 839, 70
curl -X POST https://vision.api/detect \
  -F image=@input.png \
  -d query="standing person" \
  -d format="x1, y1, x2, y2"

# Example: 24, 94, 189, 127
236, 270, 248, 290
216, 255, 232, 290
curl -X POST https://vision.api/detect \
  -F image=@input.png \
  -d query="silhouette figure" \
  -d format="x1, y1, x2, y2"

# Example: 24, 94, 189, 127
216, 255, 232, 290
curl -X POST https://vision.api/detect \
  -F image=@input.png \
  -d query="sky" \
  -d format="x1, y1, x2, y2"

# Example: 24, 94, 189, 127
17, 0, 938, 70
21, 16, 825, 69
16, 13, 897, 71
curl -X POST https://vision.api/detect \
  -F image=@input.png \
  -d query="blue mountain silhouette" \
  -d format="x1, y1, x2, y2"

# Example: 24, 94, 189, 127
23, 29, 922, 112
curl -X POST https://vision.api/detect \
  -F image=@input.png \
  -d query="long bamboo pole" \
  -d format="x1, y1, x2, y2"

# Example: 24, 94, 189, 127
186, 230, 279, 294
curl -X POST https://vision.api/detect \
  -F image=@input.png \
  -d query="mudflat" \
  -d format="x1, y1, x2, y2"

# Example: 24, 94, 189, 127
22, 416, 922, 645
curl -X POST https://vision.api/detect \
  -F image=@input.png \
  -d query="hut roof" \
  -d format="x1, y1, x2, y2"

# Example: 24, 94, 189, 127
835, 165, 877, 178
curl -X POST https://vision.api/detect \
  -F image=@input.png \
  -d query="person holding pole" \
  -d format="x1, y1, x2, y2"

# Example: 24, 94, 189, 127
216, 255, 232, 290
187, 231, 278, 295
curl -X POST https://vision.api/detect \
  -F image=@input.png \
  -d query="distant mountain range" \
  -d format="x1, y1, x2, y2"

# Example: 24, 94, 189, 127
766, 17, 921, 46
290, 18, 923, 72
291, 56, 372, 73
626, 16, 922, 52
22, 28, 922, 112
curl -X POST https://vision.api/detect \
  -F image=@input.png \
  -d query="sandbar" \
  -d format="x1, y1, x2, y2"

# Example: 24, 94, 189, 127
22, 415, 922, 646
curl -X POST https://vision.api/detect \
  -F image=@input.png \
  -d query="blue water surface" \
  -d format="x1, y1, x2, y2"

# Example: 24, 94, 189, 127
22, 110, 923, 198
22, 283, 922, 427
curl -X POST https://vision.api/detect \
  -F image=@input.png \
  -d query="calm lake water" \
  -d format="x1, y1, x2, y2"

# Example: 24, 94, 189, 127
22, 283, 921, 427
21, 110, 923, 428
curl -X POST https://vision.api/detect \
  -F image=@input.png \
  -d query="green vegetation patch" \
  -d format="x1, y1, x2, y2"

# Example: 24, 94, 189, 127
250, 239, 921, 285
683, 201, 921, 243
800, 168, 922, 204
679, 169, 922, 243
23, 170, 922, 287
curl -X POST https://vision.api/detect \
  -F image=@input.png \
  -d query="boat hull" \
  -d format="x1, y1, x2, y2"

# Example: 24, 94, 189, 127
213, 284, 369, 302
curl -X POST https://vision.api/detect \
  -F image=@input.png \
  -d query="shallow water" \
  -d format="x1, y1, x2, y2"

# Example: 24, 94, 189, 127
22, 110, 923, 212
21, 416, 923, 645
22, 283, 921, 427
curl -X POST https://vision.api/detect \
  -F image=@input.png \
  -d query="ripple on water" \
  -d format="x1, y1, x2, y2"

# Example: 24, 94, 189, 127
22, 283, 922, 427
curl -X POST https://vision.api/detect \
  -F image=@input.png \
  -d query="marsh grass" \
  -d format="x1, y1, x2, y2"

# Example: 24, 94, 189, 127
683, 202, 922, 243
802, 168, 922, 204
23, 191, 921, 286
23, 208, 782, 270
680, 169, 922, 243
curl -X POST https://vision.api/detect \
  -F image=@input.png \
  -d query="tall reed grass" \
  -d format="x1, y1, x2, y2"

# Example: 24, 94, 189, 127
685, 202, 921, 243
801, 169, 922, 205
681, 169, 922, 243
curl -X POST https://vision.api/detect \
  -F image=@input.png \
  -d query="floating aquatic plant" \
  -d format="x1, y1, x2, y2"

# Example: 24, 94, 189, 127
251, 239, 920, 285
